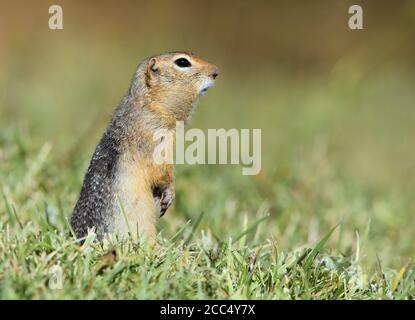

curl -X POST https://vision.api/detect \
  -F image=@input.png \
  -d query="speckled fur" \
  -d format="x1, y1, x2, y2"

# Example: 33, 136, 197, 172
71, 52, 219, 242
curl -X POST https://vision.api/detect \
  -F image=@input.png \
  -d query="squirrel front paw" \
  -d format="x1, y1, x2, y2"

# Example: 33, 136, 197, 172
160, 187, 174, 217
153, 185, 175, 217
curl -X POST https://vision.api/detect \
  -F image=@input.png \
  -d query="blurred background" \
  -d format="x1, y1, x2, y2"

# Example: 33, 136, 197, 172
0, 0, 414, 268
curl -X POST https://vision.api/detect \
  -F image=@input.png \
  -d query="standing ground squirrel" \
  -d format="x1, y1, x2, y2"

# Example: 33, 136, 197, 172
71, 51, 219, 242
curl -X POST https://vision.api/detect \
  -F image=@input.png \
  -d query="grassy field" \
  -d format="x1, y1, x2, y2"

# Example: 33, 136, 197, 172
1, 0, 415, 300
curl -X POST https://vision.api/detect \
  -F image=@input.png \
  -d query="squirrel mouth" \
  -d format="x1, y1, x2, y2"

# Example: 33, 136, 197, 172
199, 81, 215, 95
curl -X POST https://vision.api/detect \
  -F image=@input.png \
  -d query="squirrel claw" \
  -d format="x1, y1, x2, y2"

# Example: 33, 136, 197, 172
160, 207, 167, 217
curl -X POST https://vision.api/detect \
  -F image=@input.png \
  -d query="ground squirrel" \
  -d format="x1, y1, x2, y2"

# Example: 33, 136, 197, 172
71, 51, 219, 242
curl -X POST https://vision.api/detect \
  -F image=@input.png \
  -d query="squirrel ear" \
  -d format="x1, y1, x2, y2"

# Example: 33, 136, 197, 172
149, 58, 158, 72
145, 58, 159, 87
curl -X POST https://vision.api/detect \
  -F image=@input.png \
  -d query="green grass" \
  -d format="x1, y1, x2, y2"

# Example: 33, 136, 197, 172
0, 125, 414, 299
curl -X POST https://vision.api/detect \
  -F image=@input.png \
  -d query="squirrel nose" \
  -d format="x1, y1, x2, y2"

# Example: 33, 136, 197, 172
210, 66, 219, 79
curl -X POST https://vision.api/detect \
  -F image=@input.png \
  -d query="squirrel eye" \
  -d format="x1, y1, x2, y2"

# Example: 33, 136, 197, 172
174, 58, 191, 68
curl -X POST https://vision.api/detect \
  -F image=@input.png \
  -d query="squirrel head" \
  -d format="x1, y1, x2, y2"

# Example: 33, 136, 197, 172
131, 52, 219, 124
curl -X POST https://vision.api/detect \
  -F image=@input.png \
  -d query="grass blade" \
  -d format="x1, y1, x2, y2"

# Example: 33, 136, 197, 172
233, 215, 269, 244
169, 220, 191, 243
184, 211, 205, 245
304, 223, 339, 271
392, 259, 411, 292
